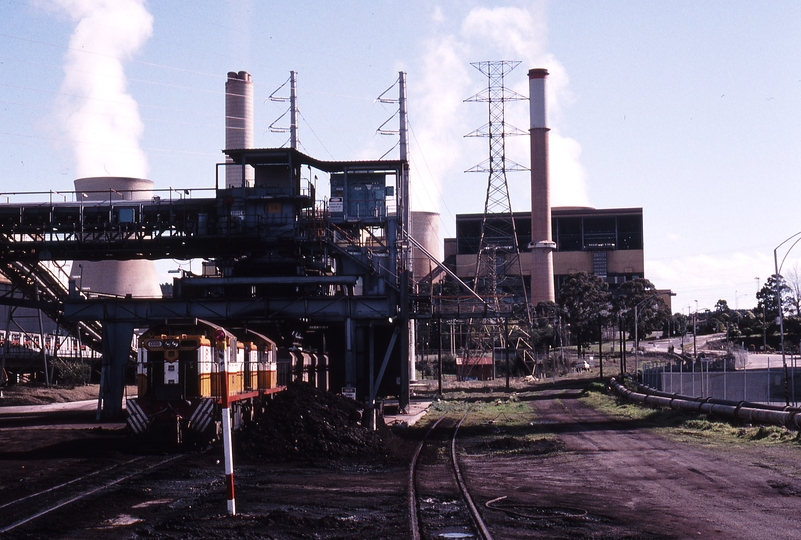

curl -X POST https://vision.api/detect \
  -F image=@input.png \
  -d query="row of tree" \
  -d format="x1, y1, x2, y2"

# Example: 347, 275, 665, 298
693, 274, 801, 350
417, 271, 801, 367
545, 272, 671, 356
552, 272, 801, 354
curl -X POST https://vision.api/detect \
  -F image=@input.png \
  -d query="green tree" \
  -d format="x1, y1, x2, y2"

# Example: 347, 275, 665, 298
558, 272, 612, 356
737, 310, 759, 338
756, 274, 791, 335
714, 299, 730, 314
672, 312, 687, 337
614, 278, 670, 341
531, 300, 561, 352
703, 300, 732, 334
725, 310, 744, 341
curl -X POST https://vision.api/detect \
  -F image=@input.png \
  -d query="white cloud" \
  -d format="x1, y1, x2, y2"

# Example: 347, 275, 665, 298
49, 0, 153, 179
409, 3, 589, 218
647, 251, 775, 312
550, 133, 589, 206
409, 30, 473, 213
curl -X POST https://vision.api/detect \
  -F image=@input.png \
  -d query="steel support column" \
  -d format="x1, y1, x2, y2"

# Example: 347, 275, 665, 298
99, 321, 134, 419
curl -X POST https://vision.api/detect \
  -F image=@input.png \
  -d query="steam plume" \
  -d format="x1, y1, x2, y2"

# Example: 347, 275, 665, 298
51, 0, 153, 178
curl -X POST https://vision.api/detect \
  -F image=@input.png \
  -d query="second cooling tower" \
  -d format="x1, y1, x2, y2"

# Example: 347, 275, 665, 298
72, 176, 161, 298
410, 211, 442, 281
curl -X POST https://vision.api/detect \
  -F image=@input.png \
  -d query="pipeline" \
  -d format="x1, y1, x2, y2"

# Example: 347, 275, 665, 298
609, 378, 801, 431
631, 379, 794, 412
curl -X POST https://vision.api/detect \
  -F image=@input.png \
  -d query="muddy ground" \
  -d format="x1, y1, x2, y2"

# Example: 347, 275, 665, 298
1, 379, 801, 539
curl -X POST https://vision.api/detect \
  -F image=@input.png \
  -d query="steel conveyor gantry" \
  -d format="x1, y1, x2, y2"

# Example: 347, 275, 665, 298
0, 147, 413, 419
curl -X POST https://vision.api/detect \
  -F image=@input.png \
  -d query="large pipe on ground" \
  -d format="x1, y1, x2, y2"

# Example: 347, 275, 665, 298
609, 378, 801, 430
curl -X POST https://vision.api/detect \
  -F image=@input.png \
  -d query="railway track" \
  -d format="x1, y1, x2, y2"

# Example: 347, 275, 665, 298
409, 409, 495, 540
0, 453, 183, 534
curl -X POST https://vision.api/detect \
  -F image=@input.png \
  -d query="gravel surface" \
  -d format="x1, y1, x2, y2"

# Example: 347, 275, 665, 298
1, 379, 800, 539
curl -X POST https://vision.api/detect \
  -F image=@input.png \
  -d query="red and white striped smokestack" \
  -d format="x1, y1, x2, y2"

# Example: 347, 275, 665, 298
528, 68, 556, 305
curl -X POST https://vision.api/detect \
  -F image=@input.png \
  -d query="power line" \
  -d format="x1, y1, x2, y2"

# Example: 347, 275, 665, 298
0, 32, 226, 80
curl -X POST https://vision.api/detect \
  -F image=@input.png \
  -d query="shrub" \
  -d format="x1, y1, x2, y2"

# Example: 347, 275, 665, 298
52, 358, 91, 387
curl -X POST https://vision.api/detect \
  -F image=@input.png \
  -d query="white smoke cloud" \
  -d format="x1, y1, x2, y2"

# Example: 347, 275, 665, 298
49, 0, 153, 179
410, 3, 589, 218
407, 32, 473, 214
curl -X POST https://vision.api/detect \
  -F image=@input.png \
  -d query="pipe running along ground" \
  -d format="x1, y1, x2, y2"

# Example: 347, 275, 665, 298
609, 378, 801, 430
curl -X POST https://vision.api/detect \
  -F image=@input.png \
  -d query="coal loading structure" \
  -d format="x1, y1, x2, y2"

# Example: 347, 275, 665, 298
0, 146, 409, 420
0, 64, 416, 420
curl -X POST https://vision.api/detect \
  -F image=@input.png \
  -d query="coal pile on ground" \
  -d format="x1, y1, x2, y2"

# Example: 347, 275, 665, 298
239, 383, 399, 464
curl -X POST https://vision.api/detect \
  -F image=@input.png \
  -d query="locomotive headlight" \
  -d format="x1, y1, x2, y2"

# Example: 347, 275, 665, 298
164, 339, 180, 348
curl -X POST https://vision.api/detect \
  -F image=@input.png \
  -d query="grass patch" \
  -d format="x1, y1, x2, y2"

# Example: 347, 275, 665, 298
429, 393, 531, 428
583, 381, 608, 395
422, 390, 562, 452
581, 388, 801, 447
465, 435, 565, 457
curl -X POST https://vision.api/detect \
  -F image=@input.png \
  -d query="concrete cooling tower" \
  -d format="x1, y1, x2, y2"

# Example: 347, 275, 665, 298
73, 176, 162, 298
225, 71, 254, 188
410, 211, 441, 282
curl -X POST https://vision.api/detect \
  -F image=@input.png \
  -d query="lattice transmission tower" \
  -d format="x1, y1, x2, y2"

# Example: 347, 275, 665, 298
465, 60, 530, 321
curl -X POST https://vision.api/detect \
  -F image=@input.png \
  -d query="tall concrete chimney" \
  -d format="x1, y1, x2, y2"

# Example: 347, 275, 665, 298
528, 68, 556, 305
225, 71, 254, 188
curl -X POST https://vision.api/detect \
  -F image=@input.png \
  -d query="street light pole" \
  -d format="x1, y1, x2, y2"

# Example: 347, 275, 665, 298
634, 304, 638, 378
773, 232, 801, 406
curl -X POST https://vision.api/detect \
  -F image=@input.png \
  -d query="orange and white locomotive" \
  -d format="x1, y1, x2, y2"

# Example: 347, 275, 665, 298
126, 319, 283, 447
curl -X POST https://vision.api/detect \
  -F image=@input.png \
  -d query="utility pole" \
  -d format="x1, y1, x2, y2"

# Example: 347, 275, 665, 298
375, 72, 413, 407
268, 71, 300, 150
289, 71, 298, 150
463, 61, 531, 379
598, 321, 604, 378
465, 61, 530, 319
374, 72, 413, 409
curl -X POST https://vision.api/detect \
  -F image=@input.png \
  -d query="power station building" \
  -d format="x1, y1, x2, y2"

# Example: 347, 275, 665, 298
443, 67, 647, 302
445, 206, 645, 298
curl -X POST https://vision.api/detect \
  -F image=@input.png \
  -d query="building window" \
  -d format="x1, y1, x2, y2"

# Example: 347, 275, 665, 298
553, 214, 643, 252
617, 215, 643, 250
554, 217, 582, 251
583, 217, 616, 250
592, 251, 608, 278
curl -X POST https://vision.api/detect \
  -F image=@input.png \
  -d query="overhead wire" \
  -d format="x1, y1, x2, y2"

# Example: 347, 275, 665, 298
297, 109, 333, 160
0, 32, 226, 80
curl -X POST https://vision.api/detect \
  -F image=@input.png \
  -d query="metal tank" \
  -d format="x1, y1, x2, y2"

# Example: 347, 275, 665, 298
225, 71, 254, 188
72, 176, 161, 298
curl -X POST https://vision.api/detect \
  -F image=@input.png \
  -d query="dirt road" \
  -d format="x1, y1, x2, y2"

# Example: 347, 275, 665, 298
465, 382, 801, 539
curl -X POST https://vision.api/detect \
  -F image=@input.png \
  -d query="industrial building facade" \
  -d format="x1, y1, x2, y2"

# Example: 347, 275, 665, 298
446, 206, 645, 297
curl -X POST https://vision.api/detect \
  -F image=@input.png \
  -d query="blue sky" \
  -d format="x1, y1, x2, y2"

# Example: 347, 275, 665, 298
2, 0, 800, 315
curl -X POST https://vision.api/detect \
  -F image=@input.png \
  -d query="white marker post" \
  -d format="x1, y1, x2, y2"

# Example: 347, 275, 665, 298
216, 329, 236, 516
